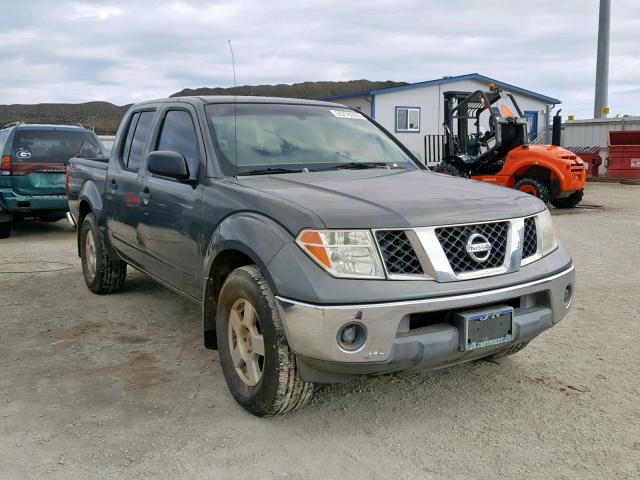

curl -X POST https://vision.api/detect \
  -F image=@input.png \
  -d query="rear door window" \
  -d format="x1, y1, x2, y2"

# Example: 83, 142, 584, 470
155, 110, 201, 176
11, 129, 87, 164
77, 133, 103, 158
122, 111, 154, 171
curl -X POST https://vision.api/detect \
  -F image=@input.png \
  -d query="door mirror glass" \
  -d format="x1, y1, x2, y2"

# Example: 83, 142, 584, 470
147, 150, 190, 181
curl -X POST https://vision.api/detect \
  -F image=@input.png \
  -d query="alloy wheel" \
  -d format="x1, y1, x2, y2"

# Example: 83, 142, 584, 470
227, 298, 265, 386
85, 230, 97, 282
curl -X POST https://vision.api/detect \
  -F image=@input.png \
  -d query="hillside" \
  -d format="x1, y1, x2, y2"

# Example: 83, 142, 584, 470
0, 80, 406, 135
171, 79, 406, 100
0, 102, 131, 135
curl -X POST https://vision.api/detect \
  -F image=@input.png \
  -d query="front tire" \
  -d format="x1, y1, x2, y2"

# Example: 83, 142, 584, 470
216, 265, 314, 416
550, 189, 583, 208
434, 162, 468, 177
514, 177, 551, 204
80, 213, 127, 294
486, 342, 529, 359
0, 222, 11, 239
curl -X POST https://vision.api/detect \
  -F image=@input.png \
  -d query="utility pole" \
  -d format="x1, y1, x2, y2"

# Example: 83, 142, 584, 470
594, 0, 611, 119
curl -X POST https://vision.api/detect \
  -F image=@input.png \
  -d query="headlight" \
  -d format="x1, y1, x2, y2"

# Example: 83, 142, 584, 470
537, 209, 558, 256
296, 229, 385, 279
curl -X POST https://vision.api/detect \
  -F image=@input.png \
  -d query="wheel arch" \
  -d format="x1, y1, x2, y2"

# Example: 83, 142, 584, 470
201, 212, 295, 350
508, 158, 567, 193
76, 180, 123, 260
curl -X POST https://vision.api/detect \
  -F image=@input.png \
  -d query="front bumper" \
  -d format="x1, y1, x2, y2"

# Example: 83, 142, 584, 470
276, 265, 574, 381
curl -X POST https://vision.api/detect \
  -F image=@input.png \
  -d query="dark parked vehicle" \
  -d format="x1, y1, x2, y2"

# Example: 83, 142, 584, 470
0, 122, 104, 238
67, 96, 575, 416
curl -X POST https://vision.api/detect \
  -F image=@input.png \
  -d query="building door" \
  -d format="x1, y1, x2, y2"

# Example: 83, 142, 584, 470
524, 111, 538, 142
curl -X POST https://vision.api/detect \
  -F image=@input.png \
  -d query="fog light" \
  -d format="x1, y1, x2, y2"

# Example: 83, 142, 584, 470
564, 284, 573, 308
337, 322, 367, 352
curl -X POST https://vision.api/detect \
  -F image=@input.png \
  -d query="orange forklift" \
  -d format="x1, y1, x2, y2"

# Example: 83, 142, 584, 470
434, 85, 586, 208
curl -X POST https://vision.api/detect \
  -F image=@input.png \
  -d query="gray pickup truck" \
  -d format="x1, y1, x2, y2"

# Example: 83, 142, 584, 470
67, 96, 575, 416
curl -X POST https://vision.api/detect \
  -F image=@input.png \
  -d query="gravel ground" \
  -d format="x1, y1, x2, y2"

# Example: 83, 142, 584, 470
1, 183, 639, 480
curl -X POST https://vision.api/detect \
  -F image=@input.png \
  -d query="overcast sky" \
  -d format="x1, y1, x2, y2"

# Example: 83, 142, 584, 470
0, 0, 638, 118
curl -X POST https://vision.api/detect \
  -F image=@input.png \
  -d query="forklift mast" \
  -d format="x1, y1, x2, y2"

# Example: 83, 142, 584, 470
442, 87, 526, 159
443, 89, 501, 157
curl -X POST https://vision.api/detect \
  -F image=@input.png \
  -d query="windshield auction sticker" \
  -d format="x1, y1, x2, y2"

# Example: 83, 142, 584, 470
330, 109, 365, 119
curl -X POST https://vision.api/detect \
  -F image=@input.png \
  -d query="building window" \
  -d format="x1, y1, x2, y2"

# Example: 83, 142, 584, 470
395, 107, 420, 133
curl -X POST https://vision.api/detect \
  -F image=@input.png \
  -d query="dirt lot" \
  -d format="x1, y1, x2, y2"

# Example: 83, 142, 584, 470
1, 183, 639, 480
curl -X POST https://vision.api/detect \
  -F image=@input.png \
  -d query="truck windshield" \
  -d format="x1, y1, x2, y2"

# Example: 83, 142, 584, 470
11, 129, 101, 164
205, 104, 418, 176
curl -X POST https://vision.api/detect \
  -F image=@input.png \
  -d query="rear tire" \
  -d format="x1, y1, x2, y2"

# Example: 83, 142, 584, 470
0, 222, 11, 239
487, 342, 529, 359
36, 213, 66, 223
80, 213, 127, 294
434, 162, 468, 177
550, 189, 583, 209
514, 177, 551, 204
216, 265, 314, 416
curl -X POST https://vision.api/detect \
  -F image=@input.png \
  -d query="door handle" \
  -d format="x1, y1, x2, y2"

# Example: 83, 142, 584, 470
141, 187, 152, 204
110, 179, 118, 190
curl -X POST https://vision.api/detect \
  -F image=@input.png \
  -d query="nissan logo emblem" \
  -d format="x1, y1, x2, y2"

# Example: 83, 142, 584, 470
465, 233, 492, 263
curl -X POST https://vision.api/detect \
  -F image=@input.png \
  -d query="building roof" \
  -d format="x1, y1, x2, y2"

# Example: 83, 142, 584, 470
322, 73, 561, 104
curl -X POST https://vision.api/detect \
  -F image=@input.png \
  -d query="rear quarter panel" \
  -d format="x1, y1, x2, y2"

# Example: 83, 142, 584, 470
67, 157, 108, 223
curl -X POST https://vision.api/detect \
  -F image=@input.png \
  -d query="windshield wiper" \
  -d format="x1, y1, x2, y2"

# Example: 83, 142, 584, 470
320, 162, 399, 171
238, 167, 304, 176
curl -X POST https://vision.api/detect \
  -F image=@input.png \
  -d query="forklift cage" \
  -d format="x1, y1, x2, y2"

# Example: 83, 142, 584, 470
443, 88, 526, 160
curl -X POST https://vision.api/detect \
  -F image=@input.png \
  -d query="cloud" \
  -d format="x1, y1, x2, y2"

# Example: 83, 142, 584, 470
0, 0, 638, 118
70, 4, 123, 20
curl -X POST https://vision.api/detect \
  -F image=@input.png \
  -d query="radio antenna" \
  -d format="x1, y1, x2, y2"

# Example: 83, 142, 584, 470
228, 39, 238, 178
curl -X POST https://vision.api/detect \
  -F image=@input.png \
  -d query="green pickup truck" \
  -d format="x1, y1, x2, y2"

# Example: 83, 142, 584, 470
0, 122, 105, 238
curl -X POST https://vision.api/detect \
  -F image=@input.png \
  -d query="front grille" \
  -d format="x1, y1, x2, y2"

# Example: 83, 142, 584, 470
522, 217, 538, 258
435, 222, 509, 273
375, 231, 423, 275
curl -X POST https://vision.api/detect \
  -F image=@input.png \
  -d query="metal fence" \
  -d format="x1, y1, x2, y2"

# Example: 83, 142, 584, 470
423, 134, 472, 165
424, 134, 447, 165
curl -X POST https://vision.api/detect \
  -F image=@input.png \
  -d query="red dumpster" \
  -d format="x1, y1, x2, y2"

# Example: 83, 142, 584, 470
608, 131, 640, 179
566, 146, 602, 177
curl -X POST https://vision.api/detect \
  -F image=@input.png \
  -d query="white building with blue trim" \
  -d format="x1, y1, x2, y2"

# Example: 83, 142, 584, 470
323, 73, 560, 164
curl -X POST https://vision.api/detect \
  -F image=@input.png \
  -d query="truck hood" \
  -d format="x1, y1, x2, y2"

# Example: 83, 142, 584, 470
238, 169, 546, 229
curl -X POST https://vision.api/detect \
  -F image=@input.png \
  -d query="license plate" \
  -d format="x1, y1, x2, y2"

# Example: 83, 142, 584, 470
453, 305, 513, 351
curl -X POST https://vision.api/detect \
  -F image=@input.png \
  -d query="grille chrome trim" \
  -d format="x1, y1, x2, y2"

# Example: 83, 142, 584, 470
413, 218, 524, 282
373, 215, 544, 282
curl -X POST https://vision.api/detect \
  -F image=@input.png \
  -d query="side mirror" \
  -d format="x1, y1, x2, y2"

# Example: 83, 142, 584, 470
147, 151, 190, 181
